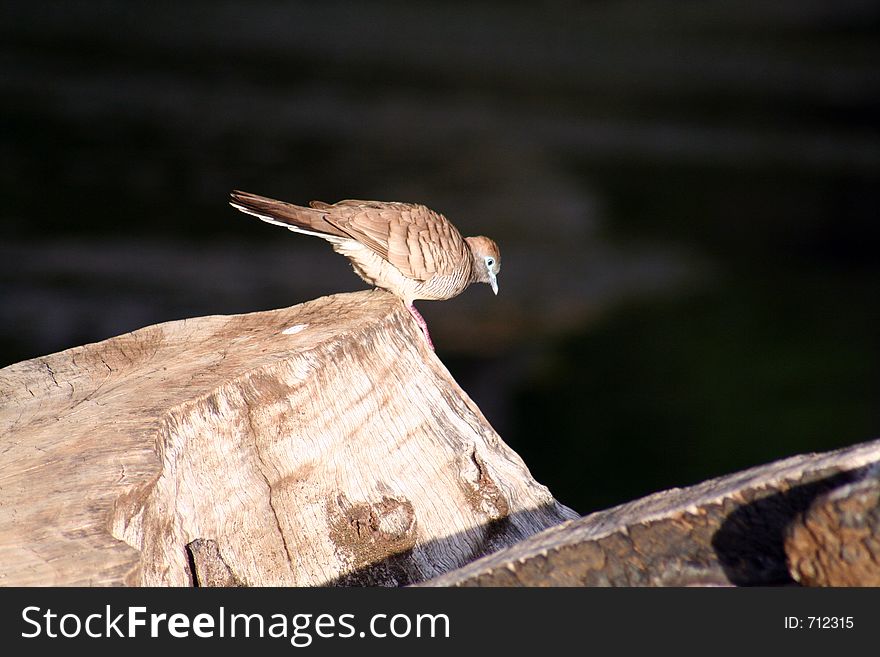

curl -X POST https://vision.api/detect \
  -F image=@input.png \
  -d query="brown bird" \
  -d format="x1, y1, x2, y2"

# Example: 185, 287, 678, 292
229, 190, 501, 349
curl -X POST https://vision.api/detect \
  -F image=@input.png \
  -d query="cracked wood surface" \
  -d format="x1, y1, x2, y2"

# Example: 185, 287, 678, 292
421, 440, 880, 586
0, 290, 577, 586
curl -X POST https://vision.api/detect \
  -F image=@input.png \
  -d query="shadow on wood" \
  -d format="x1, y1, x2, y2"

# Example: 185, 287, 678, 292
4, 288, 878, 587
421, 440, 880, 586
0, 290, 577, 586
783, 466, 880, 586
712, 467, 870, 585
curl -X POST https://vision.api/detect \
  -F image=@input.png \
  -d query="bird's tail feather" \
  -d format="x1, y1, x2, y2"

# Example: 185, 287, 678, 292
229, 190, 348, 241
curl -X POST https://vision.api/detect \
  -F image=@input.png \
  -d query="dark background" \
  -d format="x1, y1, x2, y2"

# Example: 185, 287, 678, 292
2, 1, 878, 514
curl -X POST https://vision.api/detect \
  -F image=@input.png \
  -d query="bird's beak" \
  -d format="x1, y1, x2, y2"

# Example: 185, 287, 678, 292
489, 273, 498, 295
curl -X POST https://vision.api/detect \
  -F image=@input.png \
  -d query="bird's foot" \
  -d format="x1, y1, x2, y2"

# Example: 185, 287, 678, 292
406, 304, 435, 351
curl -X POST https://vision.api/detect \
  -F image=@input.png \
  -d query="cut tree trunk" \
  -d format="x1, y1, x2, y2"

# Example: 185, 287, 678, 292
0, 290, 578, 586
4, 289, 878, 587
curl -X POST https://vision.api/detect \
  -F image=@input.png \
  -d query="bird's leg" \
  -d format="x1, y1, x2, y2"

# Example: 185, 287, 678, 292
406, 303, 435, 351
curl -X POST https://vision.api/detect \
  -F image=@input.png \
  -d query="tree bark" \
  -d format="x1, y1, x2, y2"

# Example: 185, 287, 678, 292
0, 290, 577, 586
785, 467, 880, 586
422, 440, 880, 586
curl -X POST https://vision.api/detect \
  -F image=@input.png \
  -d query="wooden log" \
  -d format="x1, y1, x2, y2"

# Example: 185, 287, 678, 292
0, 290, 578, 586
785, 466, 880, 586
421, 440, 880, 586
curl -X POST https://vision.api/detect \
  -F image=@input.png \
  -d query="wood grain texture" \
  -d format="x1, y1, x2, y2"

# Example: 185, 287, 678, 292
0, 290, 576, 586
420, 440, 880, 586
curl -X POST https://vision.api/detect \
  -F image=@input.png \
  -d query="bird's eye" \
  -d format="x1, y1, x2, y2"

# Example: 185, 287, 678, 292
486, 257, 495, 268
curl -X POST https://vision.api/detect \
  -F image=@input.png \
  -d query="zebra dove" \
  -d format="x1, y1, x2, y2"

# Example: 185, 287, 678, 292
229, 190, 501, 349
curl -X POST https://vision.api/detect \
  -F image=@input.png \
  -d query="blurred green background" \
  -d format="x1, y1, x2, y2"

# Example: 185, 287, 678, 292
2, 1, 878, 514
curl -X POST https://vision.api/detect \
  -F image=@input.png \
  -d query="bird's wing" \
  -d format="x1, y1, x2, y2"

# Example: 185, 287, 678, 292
324, 202, 468, 281
231, 193, 469, 282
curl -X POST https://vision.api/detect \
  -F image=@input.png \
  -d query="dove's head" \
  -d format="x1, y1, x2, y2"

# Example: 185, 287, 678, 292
466, 236, 501, 295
